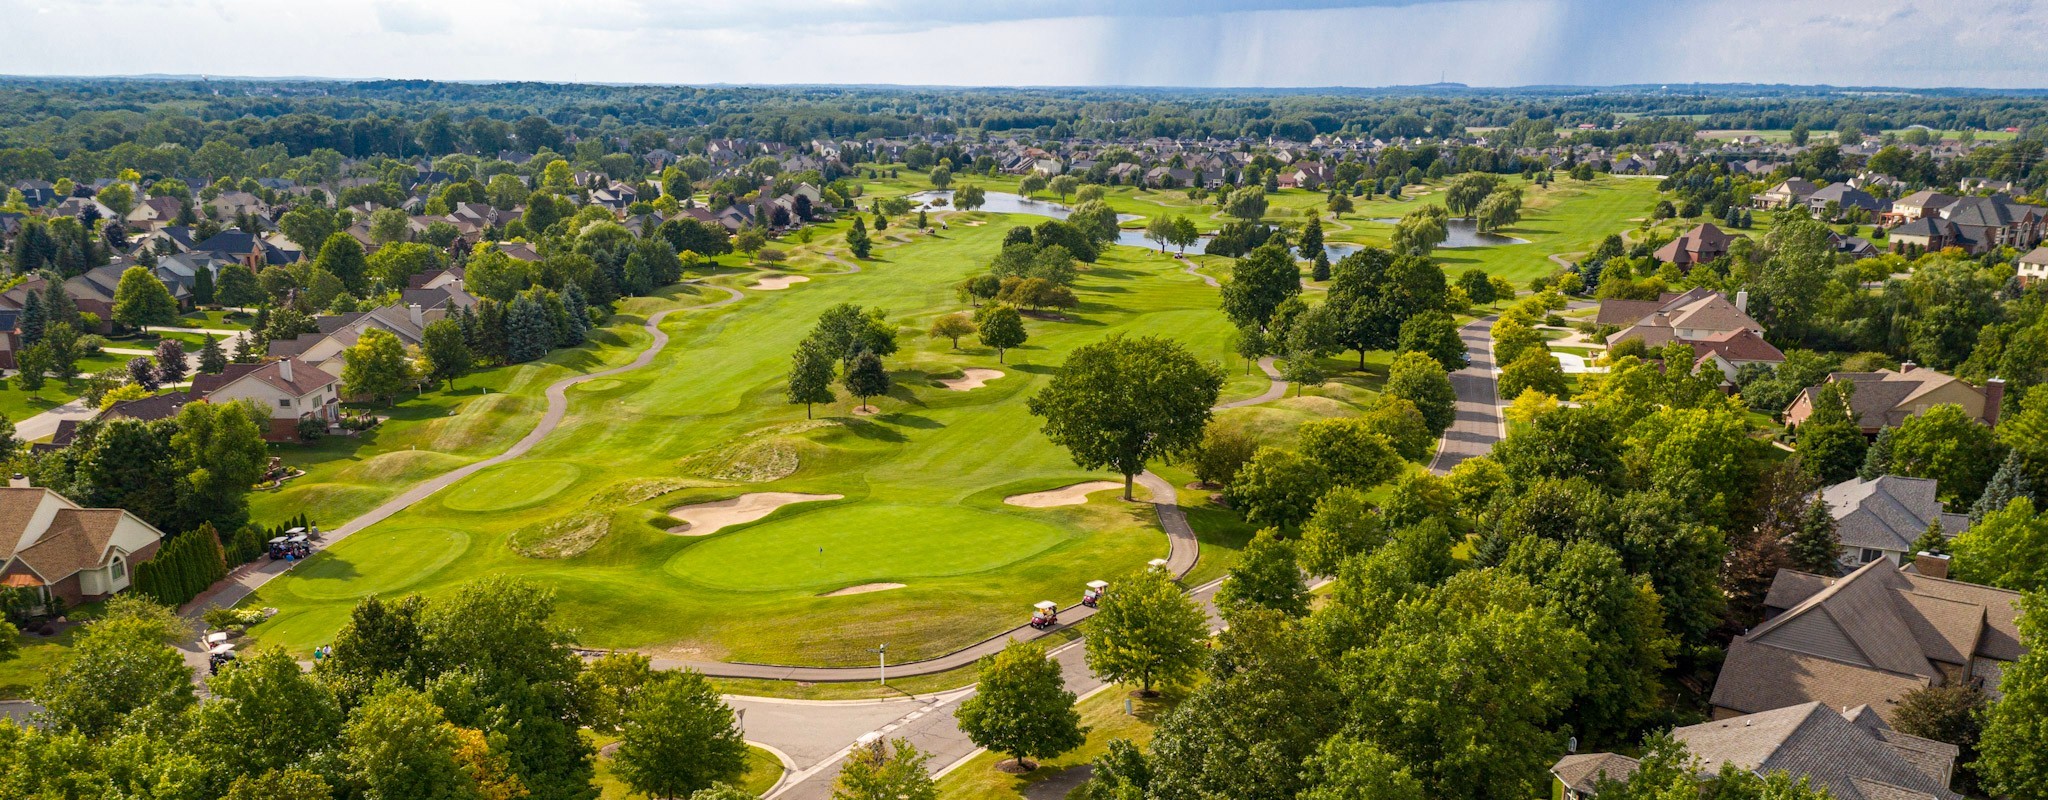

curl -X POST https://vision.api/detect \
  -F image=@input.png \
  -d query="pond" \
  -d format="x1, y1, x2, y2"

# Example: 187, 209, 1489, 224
1368, 217, 1531, 248
909, 189, 1365, 259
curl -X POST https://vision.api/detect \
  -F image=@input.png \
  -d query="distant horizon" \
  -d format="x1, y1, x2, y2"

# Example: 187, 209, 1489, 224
1, 0, 2042, 90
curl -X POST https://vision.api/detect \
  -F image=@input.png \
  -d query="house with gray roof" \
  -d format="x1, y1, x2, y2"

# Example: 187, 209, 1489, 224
1710, 559, 2024, 724
1816, 476, 1970, 570
1555, 702, 1963, 800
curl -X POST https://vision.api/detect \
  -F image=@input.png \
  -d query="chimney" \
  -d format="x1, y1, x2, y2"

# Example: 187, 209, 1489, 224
407, 303, 424, 329
8, 474, 28, 489
1900, 361, 1917, 374
1734, 289, 1748, 314
1914, 553, 1950, 579
1985, 378, 2006, 426
279, 358, 294, 383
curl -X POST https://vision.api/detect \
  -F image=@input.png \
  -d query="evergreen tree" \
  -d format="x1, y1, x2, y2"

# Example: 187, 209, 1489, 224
1297, 217, 1324, 262
192, 266, 215, 306
230, 332, 259, 364
1974, 450, 2035, 523
787, 338, 836, 418
843, 349, 891, 412
562, 282, 591, 345
1909, 520, 1950, 560
1310, 251, 1331, 282
506, 294, 553, 362
1859, 426, 1895, 479
846, 216, 873, 259
16, 290, 44, 347
1787, 498, 1842, 574
43, 276, 76, 329
198, 333, 229, 374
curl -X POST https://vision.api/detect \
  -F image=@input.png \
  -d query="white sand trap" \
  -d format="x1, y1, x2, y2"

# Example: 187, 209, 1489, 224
667, 492, 843, 536
752, 274, 811, 291
822, 582, 905, 597
1004, 481, 1123, 508
941, 368, 1003, 391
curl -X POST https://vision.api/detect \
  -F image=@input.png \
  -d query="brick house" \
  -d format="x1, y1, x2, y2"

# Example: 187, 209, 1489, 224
0, 486, 166, 607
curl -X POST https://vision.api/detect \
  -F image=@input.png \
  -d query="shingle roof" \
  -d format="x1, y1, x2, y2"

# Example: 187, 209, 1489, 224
1674, 703, 1958, 800
13, 509, 125, 582
1551, 753, 1639, 794
1820, 476, 1968, 554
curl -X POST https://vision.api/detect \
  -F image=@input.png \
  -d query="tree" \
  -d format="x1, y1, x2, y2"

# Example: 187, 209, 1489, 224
1297, 217, 1324, 261
174, 400, 269, 532
1364, 395, 1434, 462
1216, 529, 1308, 620
225, 769, 334, 800
1224, 446, 1330, 530
1224, 186, 1268, 221
112, 265, 177, 328
14, 342, 50, 395
1279, 339, 1328, 395
928, 313, 976, 349
1889, 404, 2001, 504
341, 683, 478, 800
1386, 352, 1456, 436
315, 232, 369, 294
1977, 591, 2048, 800
1974, 450, 2035, 523
1298, 417, 1402, 489
1028, 335, 1224, 500
843, 349, 891, 412
1184, 422, 1257, 487
1146, 609, 1340, 800
1798, 380, 1868, 485
845, 216, 872, 259
1144, 215, 1175, 252
1474, 185, 1524, 232
198, 336, 229, 377
787, 338, 836, 418
1326, 192, 1354, 219
505, 294, 553, 362
1786, 498, 1842, 574
955, 640, 1086, 772
1892, 683, 1990, 795
1396, 310, 1468, 372
1390, 205, 1449, 255
1085, 566, 1207, 696
831, 739, 937, 800
1049, 175, 1080, 203
1950, 497, 2048, 592
1299, 736, 1426, 800
613, 671, 748, 800
733, 227, 767, 262
1498, 347, 1568, 400
419, 319, 473, 390
154, 338, 187, 385
215, 264, 264, 307
1219, 243, 1301, 331
342, 327, 415, 406
1020, 173, 1048, 198
34, 598, 194, 740
954, 184, 987, 212
188, 648, 344, 794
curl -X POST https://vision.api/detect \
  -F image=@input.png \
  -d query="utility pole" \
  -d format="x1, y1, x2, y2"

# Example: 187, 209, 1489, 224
873, 643, 887, 685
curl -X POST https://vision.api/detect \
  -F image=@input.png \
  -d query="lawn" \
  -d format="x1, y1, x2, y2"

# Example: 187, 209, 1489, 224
589, 737, 783, 798
935, 684, 1180, 800
0, 351, 132, 425
242, 213, 1267, 667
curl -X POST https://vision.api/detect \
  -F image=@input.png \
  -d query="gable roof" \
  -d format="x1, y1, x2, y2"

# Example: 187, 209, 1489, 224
1675, 702, 1958, 800
1551, 752, 1639, 795
1820, 476, 1971, 554
1801, 368, 1990, 430
191, 357, 336, 399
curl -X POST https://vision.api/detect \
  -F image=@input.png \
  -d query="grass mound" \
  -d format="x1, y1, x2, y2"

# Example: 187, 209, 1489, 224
678, 420, 843, 482
510, 511, 612, 559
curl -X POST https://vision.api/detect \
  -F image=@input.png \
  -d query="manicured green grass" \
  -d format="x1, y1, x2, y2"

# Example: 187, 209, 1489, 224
0, 628, 78, 700
0, 352, 132, 425
590, 737, 783, 798
244, 217, 1262, 667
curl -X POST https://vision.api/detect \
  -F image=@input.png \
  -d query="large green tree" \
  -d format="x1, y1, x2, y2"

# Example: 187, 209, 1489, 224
187, 648, 344, 795
955, 641, 1086, 772
1223, 446, 1329, 530
1977, 591, 2048, 800
341, 328, 415, 406
612, 671, 748, 800
786, 337, 836, 418
1216, 529, 1309, 620
1028, 335, 1223, 500
112, 265, 178, 328
1950, 497, 2048, 592
1219, 243, 1301, 331
1084, 567, 1207, 696
830, 739, 936, 800
1889, 404, 2001, 505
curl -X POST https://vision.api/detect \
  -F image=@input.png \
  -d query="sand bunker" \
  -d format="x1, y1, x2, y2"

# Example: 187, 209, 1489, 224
940, 368, 1003, 391
822, 582, 905, 597
667, 492, 843, 536
752, 274, 811, 291
1004, 481, 1123, 508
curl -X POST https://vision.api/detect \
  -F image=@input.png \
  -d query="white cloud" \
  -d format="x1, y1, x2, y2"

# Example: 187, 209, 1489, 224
376, 2, 454, 35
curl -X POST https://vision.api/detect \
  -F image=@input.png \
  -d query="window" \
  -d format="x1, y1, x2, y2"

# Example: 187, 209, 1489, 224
278, 398, 292, 408
1862, 548, 1886, 564
110, 557, 125, 581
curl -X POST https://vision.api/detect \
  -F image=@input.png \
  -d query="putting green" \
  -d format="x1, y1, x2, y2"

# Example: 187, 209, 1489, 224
666, 503, 1072, 592
442, 461, 584, 512
285, 527, 471, 600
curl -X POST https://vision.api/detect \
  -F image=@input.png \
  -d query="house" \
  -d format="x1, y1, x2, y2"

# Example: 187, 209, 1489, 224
1937, 195, 2045, 252
0, 486, 166, 608
191, 228, 298, 268
190, 358, 340, 441
1783, 365, 2002, 433
1889, 215, 1966, 253
1556, 702, 1964, 800
1886, 190, 1955, 224
1806, 183, 1886, 219
205, 191, 270, 219
124, 196, 185, 231
1600, 290, 1785, 382
2018, 245, 2048, 286
1709, 559, 2024, 724
1652, 223, 1741, 270
1754, 178, 1818, 210
1816, 476, 1970, 570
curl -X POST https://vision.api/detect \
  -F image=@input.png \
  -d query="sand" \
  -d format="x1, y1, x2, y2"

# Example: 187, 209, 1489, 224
822, 582, 906, 597
752, 274, 811, 291
940, 368, 1003, 391
1003, 481, 1123, 508
666, 492, 844, 536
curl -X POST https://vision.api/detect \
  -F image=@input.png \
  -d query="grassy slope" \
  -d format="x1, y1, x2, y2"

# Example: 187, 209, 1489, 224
935, 685, 1179, 800
243, 216, 1266, 667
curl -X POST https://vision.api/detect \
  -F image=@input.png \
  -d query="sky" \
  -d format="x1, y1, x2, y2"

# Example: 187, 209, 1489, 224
2, 0, 2046, 89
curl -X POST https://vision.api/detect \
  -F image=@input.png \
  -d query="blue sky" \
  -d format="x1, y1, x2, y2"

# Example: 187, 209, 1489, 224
2, 0, 2044, 88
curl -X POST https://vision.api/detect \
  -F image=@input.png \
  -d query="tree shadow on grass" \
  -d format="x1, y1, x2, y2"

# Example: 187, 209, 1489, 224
877, 412, 943, 430
1008, 363, 1056, 376
842, 417, 909, 443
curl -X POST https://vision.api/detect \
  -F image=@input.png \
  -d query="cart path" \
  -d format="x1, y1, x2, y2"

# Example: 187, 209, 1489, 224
1427, 313, 1505, 475
1176, 255, 1219, 287
182, 282, 746, 617
1217, 357, 1287, 408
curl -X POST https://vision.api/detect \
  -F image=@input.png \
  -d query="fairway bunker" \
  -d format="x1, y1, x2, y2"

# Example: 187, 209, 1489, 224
667, 492, 844, 536
1004, 481, 1123, 508
939, 368, 1003, 391
751, 274, 811, 291
821, 582, 905, 597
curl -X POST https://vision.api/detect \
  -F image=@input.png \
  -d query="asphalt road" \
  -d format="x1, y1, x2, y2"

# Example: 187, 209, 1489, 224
1426, 313, 1505, 475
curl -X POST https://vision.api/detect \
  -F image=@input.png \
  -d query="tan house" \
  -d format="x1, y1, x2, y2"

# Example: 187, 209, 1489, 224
2017, 245, 2048, 286
1599, 289, 1784, 381
1783, 365, 2003, 433
1885, 190, 1955, 225
1709, 559, 2023, 725
0, 486, 166, 607
1753, 178, 1818, 210
191, 358, 340, 441
1651, 223, 1743, 270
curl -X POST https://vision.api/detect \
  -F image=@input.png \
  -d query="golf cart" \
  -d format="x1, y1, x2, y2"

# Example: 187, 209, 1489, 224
1082, 580, 1108, 608
267, 536, 312, 561
1029, 600, 1059, 629
206, 641, 237, 675
1147, 558, 1170, 573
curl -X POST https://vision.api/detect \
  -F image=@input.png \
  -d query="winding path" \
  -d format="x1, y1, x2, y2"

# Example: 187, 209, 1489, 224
183, 282, 747, 616
1217, 357, 1287, 408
